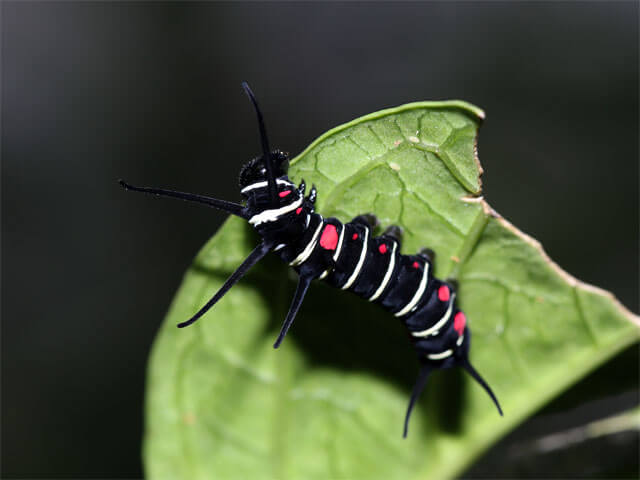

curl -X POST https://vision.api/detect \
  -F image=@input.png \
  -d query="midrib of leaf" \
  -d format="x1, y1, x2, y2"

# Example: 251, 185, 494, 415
434, 124, 481, 194
408, 123, 480, 194
444, 204, 490, 279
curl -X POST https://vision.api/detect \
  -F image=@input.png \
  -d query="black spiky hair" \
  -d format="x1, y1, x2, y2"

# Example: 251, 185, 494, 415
239, 150, 289, 188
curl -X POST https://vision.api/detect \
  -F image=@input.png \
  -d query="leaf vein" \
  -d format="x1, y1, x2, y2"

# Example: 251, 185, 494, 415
367, 124, 390, 148
572, 286, 598, 346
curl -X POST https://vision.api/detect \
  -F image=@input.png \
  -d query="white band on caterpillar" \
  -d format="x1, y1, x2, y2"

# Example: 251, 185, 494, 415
427, 349, 453, 360
332, 225, 345, 262
341, 226, 369, 290
410, 293, 456, 337
241, 179, 296, 194
249, 197, 303, 226
369, 241, 397, 301
394, 262, 430, 317
289, 219, 323, 267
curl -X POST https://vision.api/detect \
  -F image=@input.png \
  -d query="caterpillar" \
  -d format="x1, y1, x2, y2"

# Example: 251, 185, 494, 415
120, 82, 503, 437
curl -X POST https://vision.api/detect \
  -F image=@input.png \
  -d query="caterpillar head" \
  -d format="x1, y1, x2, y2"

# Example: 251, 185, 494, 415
238, 150, 299, 212
238, 150, 289, 190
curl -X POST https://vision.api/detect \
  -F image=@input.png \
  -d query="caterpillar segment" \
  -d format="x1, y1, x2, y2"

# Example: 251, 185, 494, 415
120, 82, 502, 437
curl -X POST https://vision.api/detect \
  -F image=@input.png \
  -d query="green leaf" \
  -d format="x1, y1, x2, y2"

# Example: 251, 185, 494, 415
144, 102, 639, 479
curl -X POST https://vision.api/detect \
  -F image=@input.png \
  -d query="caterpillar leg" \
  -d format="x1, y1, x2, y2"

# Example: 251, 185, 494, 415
308, 184, 318, 204
382, 225, 403, 245
446, 278, 459, 292
418, 247, 435, 264
273, 275, 312, 348
353, 213, 379, 229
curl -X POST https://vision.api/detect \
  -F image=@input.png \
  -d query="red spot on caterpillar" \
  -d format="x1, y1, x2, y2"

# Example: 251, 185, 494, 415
295, 207, 303, 215
438, 285, 450, 302
279, 190, 291, 198
319, 224, 339, 250
378, 244, 388, 254
454, 312, 466, 336
352, 233, 358, 240
412, 261, 420, 269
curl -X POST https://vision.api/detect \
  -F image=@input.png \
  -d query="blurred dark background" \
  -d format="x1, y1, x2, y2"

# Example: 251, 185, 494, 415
2, 1, 638, 478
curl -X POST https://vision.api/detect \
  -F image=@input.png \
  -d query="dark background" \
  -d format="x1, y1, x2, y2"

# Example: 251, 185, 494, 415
2, 1, 638, 478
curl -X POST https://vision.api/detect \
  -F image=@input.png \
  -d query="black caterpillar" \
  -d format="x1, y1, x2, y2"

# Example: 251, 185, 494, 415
120, 83, 502, 437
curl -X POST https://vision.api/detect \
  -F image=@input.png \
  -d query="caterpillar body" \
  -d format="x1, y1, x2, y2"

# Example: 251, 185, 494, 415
120, 83, 502, 437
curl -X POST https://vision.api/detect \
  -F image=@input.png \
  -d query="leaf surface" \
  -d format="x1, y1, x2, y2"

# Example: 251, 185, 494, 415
144, 102, 639, 479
